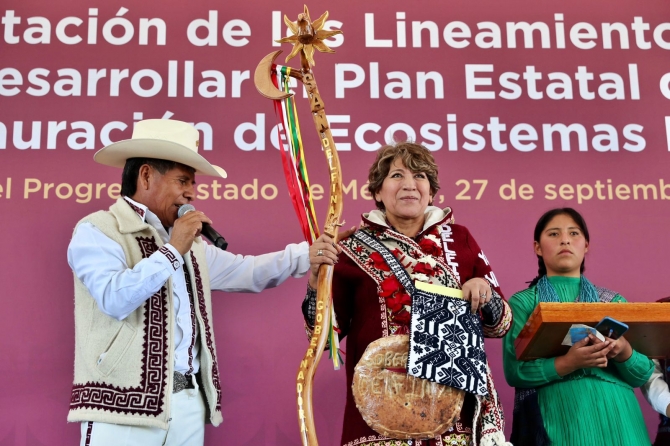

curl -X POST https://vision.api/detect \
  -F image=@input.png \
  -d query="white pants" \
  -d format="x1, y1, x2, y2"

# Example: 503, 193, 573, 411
80, 389, 206, 446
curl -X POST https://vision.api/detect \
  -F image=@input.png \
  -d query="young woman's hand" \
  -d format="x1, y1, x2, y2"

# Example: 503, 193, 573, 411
554, 334, 614, 376
604, 335, 633, 362
588, 334, 633, 362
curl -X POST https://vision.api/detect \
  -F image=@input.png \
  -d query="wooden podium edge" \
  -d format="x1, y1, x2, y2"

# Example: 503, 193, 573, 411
515, 302, 670, 360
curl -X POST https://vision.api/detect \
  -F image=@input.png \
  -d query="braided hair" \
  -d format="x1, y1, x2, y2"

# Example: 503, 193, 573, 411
528, 208, 590, 287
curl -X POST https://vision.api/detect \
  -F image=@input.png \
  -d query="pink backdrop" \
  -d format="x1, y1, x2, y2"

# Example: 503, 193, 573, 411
1, 0, 669, 444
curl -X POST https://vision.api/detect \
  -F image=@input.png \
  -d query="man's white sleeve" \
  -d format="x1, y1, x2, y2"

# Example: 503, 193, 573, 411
641, 359, 670, 415
205, 241, 310, 293
67, 222, 184, 320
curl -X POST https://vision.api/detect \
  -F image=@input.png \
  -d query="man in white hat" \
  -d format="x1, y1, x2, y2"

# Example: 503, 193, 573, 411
66, 119, 341, 445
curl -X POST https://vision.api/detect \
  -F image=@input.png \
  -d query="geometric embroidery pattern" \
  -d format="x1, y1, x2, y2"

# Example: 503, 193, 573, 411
344, 432, 470, 446
85, 421, 93, 446
594, 286, 617, 303
123, 197, 146, 219
475, 365, 506, 441
344, 435, 413, 446
160, 246, 181, 271
410, 292, 488, 396
70, 236, 169, 416
190, 252, 222, 411
182, 264, 198, 375
137, 236, 159, 259
483, 299, 512, 339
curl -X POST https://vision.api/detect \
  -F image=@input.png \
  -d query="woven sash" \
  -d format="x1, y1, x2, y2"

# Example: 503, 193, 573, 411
352, 230, 488, 396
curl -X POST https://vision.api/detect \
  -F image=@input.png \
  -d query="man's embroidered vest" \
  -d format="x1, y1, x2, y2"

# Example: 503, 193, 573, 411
67, 198, 223, 429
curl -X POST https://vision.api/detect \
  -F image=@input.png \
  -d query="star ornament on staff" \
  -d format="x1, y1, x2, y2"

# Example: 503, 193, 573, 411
276, 5, 342, 67
254, 5, 344, 446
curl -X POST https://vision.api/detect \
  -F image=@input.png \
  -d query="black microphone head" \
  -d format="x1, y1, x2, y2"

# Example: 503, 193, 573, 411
177, 204, 196, 218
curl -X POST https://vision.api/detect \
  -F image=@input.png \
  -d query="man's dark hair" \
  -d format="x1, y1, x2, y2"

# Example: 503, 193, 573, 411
121, 158, 195, 197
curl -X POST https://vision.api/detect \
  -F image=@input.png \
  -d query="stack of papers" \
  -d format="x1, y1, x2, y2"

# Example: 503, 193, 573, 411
414, 281, 463, 299
561, 324, 606, 346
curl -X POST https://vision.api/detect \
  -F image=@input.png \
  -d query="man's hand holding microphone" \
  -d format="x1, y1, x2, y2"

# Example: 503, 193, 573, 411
171, 204, 227, 255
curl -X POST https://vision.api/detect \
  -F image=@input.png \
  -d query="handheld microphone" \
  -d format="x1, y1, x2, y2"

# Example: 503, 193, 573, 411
177, 204, 228, 250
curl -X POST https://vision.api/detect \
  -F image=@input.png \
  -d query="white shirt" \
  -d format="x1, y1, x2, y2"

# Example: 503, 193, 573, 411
67, 197, 310, 375
642, 359, 670, 416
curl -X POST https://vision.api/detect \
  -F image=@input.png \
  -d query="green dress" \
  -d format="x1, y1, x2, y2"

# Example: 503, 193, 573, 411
503, 276, 654, 446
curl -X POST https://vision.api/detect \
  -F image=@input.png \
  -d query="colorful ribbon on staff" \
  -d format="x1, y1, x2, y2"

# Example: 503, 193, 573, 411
271, 64, 343, 370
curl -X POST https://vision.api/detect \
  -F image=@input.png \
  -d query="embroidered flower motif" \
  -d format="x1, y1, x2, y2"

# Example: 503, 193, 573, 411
393, 309, 411, 325
369, 252, 390, 271
419, 234, 442, 256
413, 255, 438, 276
411, 273, 430, 283
370, 228, 384, 238
378, 275, 413, 327
413, 262, 436, 276
385, 291, 411, 312
393, 324, 410, 335
417, 256, 437, 267
379, 276, 401, 297
410, 250, 423, 260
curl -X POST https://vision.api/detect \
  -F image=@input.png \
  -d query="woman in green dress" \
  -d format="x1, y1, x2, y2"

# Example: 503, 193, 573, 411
503, 208, 654, 446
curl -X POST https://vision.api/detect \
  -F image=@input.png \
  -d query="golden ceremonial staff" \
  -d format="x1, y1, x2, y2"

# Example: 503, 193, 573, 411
254, 6, 343, 445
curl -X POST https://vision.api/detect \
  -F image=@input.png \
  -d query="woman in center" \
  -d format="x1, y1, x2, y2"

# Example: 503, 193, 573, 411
304, 142, 512, 446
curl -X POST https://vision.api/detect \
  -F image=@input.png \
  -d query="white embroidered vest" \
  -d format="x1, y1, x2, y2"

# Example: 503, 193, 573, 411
67, 198, 223, 429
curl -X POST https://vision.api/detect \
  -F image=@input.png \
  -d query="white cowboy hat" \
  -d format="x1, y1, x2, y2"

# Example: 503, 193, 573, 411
94, 119, 227, 178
